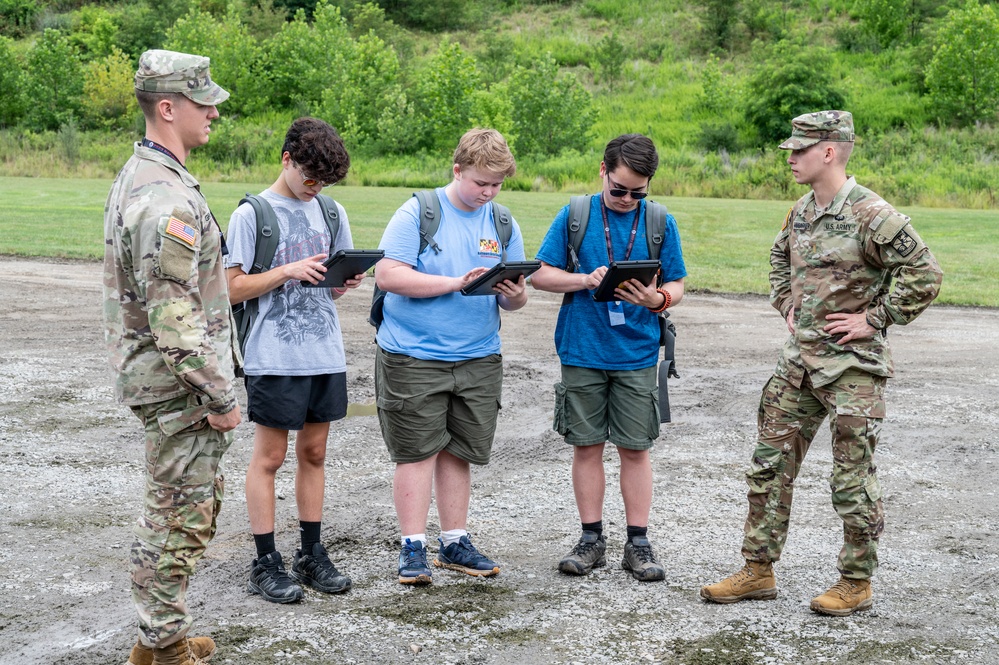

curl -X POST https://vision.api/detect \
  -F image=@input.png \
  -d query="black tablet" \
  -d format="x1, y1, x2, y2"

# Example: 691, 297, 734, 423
300, 249, 384, 288
460, 260, 542, 296
591, 259, 661, 302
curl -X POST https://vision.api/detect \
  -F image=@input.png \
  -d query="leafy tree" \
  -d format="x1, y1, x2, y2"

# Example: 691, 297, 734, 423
263, 1, 353, 111
0, 36, 26, 127
414, 40, 480, 152
508, 52, 593, 156
469, 85, 517, 150
592, 32, 626, 88
925, 0, 999, 126
165, 6, 265, 117
114, 0, 198, 58
856, 0, 908, 49
80, 47, 138, 130
744, 40, 846, 147
70, 6, 120, 62
319, 31, 414, 154
0, 0, 39, 38
700, 0, 740, 53
26, 29, 83, 130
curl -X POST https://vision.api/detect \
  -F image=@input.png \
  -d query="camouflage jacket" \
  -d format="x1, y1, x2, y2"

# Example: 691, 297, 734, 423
770, 177, 943, 388
103, 143, 240, 413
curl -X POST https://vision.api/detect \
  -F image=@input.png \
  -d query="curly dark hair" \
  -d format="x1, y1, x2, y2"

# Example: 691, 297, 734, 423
603, 134, 659, 179
282, 117, 350, 185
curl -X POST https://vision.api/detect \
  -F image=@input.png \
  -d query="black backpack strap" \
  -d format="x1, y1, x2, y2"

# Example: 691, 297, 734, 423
231, 194, 281, 356
315, 193, 341, 253
561, 195, 592, 306
490, 201, 513, 262
645, 200, 667, 286
413, 190, 442, 255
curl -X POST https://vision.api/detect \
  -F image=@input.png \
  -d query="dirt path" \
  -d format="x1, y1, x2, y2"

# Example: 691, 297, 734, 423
1, 256, 996, 665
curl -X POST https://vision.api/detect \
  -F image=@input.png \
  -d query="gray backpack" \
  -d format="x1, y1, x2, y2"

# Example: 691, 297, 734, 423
367, 190, 513, 329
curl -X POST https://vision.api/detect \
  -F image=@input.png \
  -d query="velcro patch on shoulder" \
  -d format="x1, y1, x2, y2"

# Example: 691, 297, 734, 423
870, 210, 911, 245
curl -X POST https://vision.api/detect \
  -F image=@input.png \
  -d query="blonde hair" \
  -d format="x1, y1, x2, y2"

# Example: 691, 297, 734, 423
452, 128, 516, 178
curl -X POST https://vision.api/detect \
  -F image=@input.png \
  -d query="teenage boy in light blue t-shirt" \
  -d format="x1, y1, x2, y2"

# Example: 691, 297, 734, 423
374, 128, 528, 585
532, 133, 686, 582
225, 117, 364, 604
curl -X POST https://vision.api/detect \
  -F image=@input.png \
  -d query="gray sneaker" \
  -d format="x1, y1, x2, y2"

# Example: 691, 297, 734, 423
622, 535, 665, 582
558, 531, 606, 575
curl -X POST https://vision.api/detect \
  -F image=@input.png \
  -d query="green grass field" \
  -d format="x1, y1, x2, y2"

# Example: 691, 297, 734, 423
0, 176, 994, 306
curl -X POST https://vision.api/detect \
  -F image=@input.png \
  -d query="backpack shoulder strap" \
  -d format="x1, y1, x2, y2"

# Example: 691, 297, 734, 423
413, 190, 442, 255
490, 201, 513, 261
315, 193, 341, 253
644, 200, 667, 258
566, 195, 592, 272
238, 194, 280, 275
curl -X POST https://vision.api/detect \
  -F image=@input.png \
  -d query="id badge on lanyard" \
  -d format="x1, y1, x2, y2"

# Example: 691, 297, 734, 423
607, 300, 625, 326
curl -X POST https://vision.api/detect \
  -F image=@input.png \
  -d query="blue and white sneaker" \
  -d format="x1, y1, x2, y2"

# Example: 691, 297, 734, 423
398, 538, 432, 585
434, 535, 500, 577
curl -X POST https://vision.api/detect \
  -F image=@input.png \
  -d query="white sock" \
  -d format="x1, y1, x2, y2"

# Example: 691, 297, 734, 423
440, 528, 467, 548
402, 533, 427, 548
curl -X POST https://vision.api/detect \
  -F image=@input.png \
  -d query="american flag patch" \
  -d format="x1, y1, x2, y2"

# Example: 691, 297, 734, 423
165, 217, 197, 246
479, 238, 500, 255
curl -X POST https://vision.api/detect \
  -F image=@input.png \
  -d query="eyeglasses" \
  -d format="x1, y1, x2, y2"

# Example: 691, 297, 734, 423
606, 177, 649, 199
294, 163, 329, 188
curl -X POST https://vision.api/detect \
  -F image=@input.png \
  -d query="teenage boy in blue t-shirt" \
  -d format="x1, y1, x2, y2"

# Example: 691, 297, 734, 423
226, 117, 364, 603
532, 133, 687, 582
374, 128, 528, 585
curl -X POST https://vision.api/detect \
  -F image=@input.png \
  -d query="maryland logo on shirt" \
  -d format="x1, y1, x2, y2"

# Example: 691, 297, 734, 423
479, 238, 500, 257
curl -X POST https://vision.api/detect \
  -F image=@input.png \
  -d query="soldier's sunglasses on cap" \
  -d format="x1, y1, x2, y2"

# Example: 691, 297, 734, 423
606, 176, 649, 199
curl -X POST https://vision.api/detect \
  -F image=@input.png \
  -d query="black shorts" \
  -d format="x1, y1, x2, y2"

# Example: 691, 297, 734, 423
245, 373, 348, 430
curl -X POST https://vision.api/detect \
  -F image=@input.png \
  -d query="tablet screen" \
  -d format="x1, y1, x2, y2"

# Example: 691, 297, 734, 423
300, 249, 384, 288
590, 260, 660, 302
460, 260, 542, 296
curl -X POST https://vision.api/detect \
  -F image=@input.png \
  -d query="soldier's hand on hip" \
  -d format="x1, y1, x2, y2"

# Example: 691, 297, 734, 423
824, 311, 876, 344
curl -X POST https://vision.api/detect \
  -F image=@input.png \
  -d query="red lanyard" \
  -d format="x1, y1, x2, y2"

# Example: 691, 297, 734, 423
600, 196, 641, 263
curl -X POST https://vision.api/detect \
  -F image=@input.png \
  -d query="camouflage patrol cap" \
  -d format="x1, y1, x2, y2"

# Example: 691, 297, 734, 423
134, 49, 229, 106
778, 110, 855, 150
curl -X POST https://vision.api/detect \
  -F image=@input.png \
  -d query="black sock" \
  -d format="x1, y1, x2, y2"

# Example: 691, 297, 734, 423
626, 525, 648, 540
253, 532, 276, 559
582, 520, 603, 537
300, 521, 321, 552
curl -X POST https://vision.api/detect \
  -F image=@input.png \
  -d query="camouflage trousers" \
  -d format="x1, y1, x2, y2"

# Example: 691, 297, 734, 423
129, 394, 233, 648
741, 370, 886, 579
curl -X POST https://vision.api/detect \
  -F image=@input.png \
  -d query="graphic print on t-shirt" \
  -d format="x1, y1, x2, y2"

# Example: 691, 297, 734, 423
479, 238, 500, 258
263, 206, 336, 345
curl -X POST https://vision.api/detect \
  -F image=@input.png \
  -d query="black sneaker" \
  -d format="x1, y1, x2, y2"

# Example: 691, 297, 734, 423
558, 531, 607, 575
247, 551, 304, 603
621, 536, 665, 582
290, 542, 352, 594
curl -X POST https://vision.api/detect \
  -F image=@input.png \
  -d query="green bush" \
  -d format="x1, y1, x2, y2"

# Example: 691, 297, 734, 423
744, 40, 847, 147
80, 48, 138, 130
0, 36, 26, 127
508, 52, 594, 156
25, 29, 83, 131
0, 0, 40, 38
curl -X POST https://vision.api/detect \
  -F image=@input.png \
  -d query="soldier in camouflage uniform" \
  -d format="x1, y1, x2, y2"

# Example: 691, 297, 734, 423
103, 49, 241, 665
700, 111, 942, 616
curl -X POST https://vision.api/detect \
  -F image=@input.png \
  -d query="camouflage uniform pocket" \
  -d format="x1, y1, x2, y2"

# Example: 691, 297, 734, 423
155, 211, 198, 284
553, 382, 569, 436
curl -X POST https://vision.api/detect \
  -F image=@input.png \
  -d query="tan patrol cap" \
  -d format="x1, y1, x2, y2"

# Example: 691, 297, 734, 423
778, 110, 855, 150
134, 49, 229, 106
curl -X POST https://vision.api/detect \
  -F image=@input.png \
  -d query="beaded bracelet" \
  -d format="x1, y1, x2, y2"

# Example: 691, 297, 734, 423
648, 288, 671, 313
332, 287, 347, 295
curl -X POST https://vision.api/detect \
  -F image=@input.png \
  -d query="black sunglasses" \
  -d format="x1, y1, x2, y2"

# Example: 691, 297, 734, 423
608, 187, 648, 200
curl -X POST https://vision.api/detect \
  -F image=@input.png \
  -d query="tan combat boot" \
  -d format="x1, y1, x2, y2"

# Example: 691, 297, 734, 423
128, 636, 215, 665
149, 638, 212, 665
700, 560, 777, 604
810, 577, 873, 616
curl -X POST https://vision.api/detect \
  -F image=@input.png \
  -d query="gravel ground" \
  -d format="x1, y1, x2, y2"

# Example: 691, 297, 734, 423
0, 256, 996, 665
